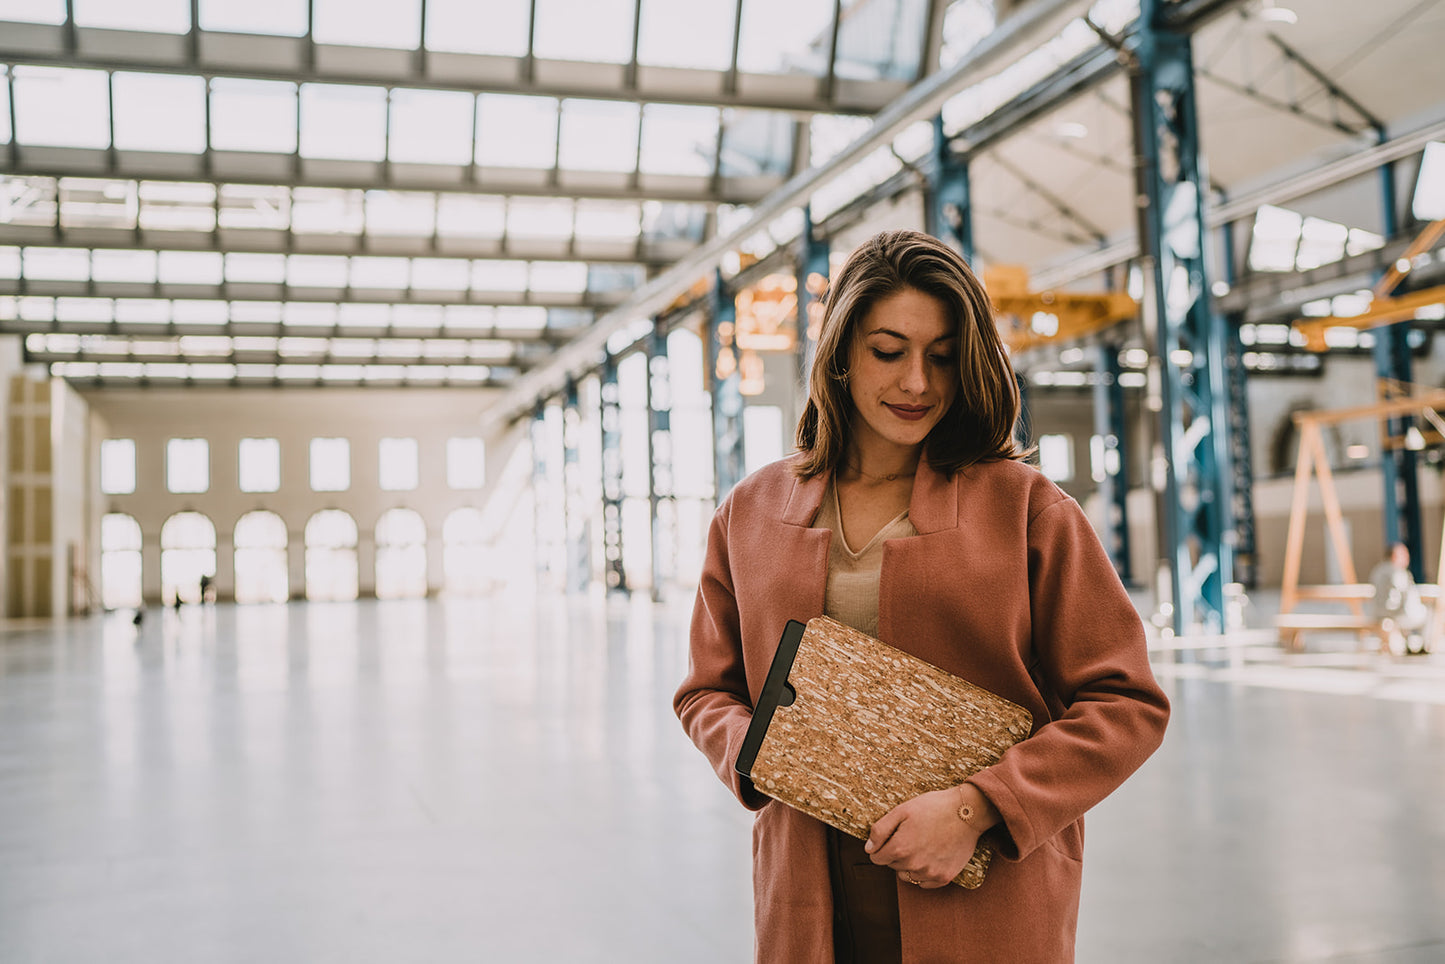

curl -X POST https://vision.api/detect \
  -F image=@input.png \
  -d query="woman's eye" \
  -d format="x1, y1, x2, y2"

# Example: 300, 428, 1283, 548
930, 354, 956, 366
870, 349, 903, 361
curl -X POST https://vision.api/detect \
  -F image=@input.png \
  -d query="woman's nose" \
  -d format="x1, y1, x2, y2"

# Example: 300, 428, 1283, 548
900, 354, 928, 393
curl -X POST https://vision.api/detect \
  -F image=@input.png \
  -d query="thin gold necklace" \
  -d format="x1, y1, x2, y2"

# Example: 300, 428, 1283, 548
846, 462, 916, 483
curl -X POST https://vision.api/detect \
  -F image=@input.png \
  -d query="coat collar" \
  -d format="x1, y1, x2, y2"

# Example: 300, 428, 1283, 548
779, 456, 959, 534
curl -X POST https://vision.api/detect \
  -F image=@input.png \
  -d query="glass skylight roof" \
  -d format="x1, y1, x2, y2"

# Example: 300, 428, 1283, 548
0, 0, 946, 387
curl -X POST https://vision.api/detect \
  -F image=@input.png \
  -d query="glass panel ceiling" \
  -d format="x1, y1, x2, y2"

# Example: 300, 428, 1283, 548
198, 0, 308, 37
113, 73, 207, 154
737, 0, 834, 74
424, 0, 530, 56
837, 0, 930, 82
210, 79, 298, 153
12, 67, 110, 150
0, 0, 67, 25
1, 294, 567, 335
73, 0, 189, 33
0, 245, 638, 298
559, 100, 640, 173
299, 85, 389, 161
2, 0, 937, 87
533, 0, 637, 64
638, 0, 738, 70
2, 64, 795, 181
477, 94, 559, 169
313, 0, 421, 49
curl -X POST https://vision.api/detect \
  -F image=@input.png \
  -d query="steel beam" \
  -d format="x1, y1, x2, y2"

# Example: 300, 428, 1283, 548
1093, 343, 1133, 583
1036, 116, 1445, 289
927, 115, 974, 261
1218, 213, 1257, 589
599, 353, 628, 594
1372, 127, 1425, 581
796, 205, 829, 391
709, 271, 746, 500
1132, 0, 1233, 634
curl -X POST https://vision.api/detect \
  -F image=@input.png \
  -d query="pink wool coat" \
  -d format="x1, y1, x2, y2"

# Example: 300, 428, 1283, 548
674, 454, 1170, 963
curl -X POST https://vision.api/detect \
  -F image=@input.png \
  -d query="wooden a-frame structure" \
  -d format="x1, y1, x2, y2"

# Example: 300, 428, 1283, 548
1279, 388, 1445, 651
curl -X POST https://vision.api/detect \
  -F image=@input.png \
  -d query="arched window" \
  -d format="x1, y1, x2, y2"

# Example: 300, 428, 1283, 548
234, 510, 289, 604
100, 513, 143, 610
443, 507, 489, 596
160, 511, 216, 604
375, 507, 427, 599
304, 510, 358, 602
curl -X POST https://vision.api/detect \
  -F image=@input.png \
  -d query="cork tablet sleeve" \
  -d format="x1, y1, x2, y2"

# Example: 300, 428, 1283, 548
736, 616, 1033, 889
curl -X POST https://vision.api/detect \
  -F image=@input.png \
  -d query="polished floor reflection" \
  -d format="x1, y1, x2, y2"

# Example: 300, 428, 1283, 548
1, 595, 1443, 963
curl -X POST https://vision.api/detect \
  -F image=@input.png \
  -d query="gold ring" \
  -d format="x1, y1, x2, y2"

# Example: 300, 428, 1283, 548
905, 872, 921, 886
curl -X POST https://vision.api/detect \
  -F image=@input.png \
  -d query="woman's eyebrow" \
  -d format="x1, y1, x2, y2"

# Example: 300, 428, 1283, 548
864, 327, 957, 345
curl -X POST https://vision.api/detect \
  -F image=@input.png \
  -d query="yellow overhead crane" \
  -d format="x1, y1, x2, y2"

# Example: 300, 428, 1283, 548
983, 265, 1138, 353
1293, 217, 1445, 352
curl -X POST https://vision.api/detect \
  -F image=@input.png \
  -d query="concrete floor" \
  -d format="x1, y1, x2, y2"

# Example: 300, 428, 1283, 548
1, 593, 1443, 963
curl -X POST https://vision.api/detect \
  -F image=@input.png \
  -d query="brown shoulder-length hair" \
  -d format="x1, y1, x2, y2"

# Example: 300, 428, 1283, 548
793, 229, 1024, 479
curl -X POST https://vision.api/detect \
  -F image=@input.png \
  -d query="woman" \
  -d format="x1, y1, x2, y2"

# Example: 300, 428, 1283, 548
674, 229, 1169, 963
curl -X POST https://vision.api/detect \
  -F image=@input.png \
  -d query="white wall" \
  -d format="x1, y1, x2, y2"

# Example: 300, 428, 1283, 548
84, 387, 527, 603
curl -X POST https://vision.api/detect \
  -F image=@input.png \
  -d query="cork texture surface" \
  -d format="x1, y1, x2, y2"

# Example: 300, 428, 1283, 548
751, 616, 1033, 889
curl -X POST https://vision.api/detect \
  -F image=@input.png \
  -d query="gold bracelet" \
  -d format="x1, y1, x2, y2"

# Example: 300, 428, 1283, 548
956, 787, 979, 828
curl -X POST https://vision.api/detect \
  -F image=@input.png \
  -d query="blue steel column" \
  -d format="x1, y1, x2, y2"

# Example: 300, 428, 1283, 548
797, 204, 830, 392
1093, 345, 1133, 584
1373, 132, 1425, 579
1132, 1, 1234, 634
1220, 218, 1258, 589
561, 379, 590, 593
927, 115, 973, 261
709, 271, 747, 500
599, 354, 629, 594
647, 316, 674, 602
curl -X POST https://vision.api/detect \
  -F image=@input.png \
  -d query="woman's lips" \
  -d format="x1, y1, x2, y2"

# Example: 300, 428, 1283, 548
886, 403, 930, 421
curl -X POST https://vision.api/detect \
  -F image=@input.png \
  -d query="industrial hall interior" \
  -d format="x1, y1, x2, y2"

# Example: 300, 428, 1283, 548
1, 0, 1443, 961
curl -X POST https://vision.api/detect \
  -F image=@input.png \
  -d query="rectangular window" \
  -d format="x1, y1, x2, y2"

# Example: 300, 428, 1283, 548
239, 437, 281, 492
446, 437, 485, 489
100, 438, 136, 495
309, 437, 350, 491
1038, 434, 1073, 483
379, 437, 418, 491
166, 438, 210, 493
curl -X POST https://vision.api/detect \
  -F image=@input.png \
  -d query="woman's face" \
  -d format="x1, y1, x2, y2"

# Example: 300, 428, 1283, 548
845, 286, 958, 459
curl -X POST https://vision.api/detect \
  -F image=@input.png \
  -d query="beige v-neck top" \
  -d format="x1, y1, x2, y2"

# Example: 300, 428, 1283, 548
815, 482, 918, 638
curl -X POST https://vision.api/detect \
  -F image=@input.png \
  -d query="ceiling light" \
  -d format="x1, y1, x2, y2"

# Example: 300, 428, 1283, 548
1055, 122, 1088, 140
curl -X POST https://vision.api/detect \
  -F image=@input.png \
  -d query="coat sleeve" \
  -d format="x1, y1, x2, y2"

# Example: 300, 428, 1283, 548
968, 496, 1169, 861
673, 497, 770, 811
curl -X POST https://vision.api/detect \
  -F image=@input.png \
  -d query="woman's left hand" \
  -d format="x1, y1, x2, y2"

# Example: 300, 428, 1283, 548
864, 789, 980, 889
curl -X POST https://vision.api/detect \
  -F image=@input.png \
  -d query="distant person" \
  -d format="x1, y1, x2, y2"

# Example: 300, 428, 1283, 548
199, 573, 214, 604
1368, 542, 1428, 655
